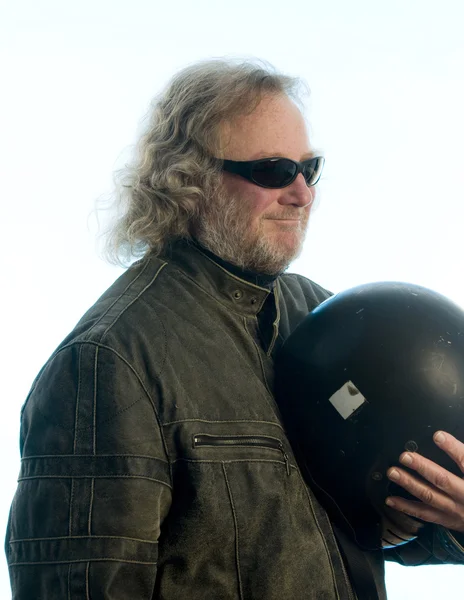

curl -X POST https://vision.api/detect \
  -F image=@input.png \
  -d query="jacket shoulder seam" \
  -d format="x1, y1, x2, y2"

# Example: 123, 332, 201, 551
24, 341, 173, 486
84, 260, 168, 343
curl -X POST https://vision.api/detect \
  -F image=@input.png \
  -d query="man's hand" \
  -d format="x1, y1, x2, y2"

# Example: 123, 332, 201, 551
385, 431, 464, 533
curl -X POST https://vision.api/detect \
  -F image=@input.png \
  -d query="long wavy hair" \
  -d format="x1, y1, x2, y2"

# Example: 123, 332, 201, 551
100, 58, 308, 265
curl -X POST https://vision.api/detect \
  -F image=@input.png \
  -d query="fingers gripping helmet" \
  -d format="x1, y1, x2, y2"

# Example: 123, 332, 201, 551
275, 282, 464, 551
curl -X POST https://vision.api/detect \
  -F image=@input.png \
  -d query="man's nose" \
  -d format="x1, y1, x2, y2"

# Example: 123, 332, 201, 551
277, 173, 314, 208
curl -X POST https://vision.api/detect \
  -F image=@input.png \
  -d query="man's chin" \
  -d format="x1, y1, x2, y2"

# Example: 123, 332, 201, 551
269, 233, 305, 261
247, 239, 305, 275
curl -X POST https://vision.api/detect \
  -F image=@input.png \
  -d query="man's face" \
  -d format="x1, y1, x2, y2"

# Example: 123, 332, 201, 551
195, 93, 316, 275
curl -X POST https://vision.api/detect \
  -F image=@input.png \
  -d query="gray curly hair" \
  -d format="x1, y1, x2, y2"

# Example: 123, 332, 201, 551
101, 57, 308, 265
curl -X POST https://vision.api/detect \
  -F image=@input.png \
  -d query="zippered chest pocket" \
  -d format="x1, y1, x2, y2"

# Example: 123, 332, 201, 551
192, 433, 291, 476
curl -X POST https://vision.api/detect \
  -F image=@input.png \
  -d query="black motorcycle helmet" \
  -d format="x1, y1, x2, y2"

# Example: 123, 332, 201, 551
275, 281, 464, 551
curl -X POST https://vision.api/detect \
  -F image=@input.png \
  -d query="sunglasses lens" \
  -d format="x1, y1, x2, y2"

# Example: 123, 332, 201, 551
252, 159, 297, 188
303, 157, 324, 186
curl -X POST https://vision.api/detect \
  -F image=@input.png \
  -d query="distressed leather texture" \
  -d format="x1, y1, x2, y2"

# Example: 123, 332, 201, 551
6, 240, 463, 599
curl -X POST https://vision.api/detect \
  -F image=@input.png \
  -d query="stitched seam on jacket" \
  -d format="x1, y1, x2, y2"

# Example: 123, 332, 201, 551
82, 258, 153, 340
100, 262, 168, 341
93, 348, 98, 454
87, 344, 97, 538
8, 535, 160, 568
69, 479, 74, 537
9, 558, 158, 566
18, 475, 172, 488
243, 319, 279, 421
10, 536, 159, 544
267, 279, 281, 357
85, 562, 90, 600
88, 479, 94, 536
18, 454, 171, 491
222, 463, 244, 600
31, 341, 173, 488
27, 346, 147, 433
172, 458, 294, 468
70, 344, 83, 540
19, 257, 164, 412
162, 418, 284, 427
22, 454, 169, 462
298, 470, 341, 599
172, 269, 265, 318
60, 343, 162, 421
73, 344, 83, 453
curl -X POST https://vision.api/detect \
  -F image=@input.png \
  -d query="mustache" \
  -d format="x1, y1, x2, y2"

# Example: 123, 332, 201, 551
263, 212, 306, 221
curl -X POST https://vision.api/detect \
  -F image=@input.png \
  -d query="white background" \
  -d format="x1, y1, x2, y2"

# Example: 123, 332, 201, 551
1, 0, 463, 597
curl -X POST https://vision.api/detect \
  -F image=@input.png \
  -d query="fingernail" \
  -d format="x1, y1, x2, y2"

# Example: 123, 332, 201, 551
385, 498, 396, 507
389, 468, 400, 480
401, 453, 413, 465
434, 431, 446, 444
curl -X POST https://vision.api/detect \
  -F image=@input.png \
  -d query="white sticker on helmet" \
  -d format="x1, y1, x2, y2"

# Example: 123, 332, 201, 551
329, 381, 366, 419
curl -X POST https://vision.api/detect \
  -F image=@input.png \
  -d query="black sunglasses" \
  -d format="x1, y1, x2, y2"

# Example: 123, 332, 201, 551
220, 156, 325, 189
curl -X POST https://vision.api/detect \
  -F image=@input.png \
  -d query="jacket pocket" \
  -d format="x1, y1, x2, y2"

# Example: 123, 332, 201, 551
192, 433, 291, 475
159, 422, 345, 599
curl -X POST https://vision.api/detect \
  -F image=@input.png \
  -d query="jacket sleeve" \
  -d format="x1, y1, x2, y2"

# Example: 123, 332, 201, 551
384, 525, 464, 566
5, 341, 172, 599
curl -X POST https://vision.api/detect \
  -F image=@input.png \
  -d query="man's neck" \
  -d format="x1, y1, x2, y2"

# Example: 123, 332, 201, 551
192, 240, 278, 290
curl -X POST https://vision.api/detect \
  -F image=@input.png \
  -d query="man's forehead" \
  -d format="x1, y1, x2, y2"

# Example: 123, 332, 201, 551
218, 94, 311, 160
218, 124, 313, 161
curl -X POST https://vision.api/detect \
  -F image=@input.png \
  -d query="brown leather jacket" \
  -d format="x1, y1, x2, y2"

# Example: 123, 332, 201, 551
6, 240, 464, 599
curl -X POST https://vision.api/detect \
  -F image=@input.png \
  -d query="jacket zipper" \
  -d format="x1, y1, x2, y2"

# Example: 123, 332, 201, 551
193, 434, 291, 476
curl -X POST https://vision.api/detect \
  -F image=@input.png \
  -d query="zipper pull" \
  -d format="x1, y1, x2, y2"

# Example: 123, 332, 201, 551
279, 442, 291, 476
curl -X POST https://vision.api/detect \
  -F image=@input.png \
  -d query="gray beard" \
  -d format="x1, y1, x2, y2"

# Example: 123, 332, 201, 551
194, 188, 308, 276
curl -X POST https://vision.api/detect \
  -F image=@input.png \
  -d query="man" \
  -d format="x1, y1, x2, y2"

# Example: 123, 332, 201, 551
6, 58, 464, 599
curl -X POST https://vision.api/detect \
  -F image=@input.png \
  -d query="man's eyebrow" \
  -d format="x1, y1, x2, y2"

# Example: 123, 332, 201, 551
300, 151, 316, 160
249, 150, 316, 161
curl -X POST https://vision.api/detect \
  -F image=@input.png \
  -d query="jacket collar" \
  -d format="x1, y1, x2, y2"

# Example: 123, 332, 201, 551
160, 239, 275, 318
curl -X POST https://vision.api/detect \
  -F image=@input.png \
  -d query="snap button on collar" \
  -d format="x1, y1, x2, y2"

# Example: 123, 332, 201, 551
233, 290, 243, 300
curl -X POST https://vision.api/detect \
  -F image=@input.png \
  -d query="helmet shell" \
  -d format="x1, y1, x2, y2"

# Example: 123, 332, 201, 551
275, 282, 464, 550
